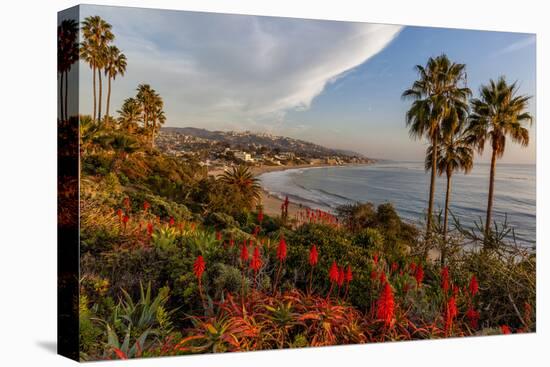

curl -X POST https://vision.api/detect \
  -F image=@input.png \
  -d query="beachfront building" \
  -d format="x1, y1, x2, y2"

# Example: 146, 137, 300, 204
234, 151, 255, 162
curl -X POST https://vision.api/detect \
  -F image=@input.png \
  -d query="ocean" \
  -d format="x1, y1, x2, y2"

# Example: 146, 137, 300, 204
258, 161, 536, 246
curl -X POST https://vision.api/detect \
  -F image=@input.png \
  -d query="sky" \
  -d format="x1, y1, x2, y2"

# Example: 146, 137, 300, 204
78, 5, 536, 163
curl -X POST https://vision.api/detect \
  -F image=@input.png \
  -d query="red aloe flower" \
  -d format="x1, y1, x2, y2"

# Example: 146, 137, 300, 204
469, 275, 479, 297
337, 267, 345, 287
216, 231, 222, 241
501, 325, 512, 334
147, 222, 154, 237
116, 208, 123, 222
409, 262, 417, 274
373, 252, 379, 266
376, 282, 395, 327
193, 255, 206, 279
257, 209, 264, 224
445, 296, 458, 332
169, 217, 175, 227
379, 272, 387, 285
391, 262, 399, 273
240, 242, 249, 262
441, 266, 450, 293
143, 201, 150, 212
329, 261, 339, 283
229, 238, 235, 247
122, 214, 129, 228
415, 265, 424, 288
309, 244, 318, 267
250, 247, 262, 272
277, 235, 287, 262
345, 265, 353, 283
466, 307, 480, 329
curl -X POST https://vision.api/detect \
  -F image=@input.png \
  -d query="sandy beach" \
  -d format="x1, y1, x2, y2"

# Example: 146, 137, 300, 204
208, 162, 368, 217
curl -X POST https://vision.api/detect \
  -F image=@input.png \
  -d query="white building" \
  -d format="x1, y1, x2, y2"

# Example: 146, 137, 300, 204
234, 151, 254, 162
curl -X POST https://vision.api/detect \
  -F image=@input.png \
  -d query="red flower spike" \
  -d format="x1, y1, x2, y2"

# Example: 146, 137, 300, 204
147, 222, 154, 237
345, 265, 353, 283
379, 272, 387, 285
116, 208, 123, 221
257, 210, 264, 224
169, 217, 175, 227
250, 247, 262, 272
391, 262, 398, 273
193, 255, 206, 279
376, 282, 395, 327
216, 231, 222, 241
469, 275, 479, 297
122, 215, 129, 226
338, 267, 345, 287
240, 242, 249, 262
373, 253, 379, 266
143, 201, 150, 212
466, 307, 480, 329
370, 270, 378, 281
277, 236, 287, 262
309, 244, 318, 267
329, 261, 339, 283
415, 265, 424, 287
501, 325, 512, 334
445, 296, 458, 331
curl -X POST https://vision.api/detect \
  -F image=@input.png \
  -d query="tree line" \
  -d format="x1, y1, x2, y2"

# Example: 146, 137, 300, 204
58, 15, 166, 148
402, 54, 532, 264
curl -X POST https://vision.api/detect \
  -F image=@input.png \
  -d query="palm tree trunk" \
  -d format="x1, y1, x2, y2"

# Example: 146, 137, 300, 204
485, 148, 497, 240
442, 169, 452, 267
92, 65, 97, 123
97, 68, 103, 123
150, 122, 156, 148
64, 70, 69, 121
106, 76, 112, 125
59, 72, 64, 121
427, 133, 438, 235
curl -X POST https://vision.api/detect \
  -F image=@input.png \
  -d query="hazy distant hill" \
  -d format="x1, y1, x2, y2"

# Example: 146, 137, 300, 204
162, 127, 365, 158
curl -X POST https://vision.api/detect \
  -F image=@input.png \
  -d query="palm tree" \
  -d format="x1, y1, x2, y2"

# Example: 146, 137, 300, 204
467, 77, 532, 238
80, 16, 114, 123
426, 128, 473, 265
402, 54, 471, 235
57, 19, 79, 122
104, 45, 127, 124
108, 134, 140, 172
219, 166, 262, 208
136, 84, 154, 129
117, 97, 142, 133
148, 92, 165, 148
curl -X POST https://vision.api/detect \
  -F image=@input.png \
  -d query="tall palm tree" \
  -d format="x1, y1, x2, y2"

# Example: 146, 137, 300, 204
219, 166, 262, 208
80, 16, 114, 123
148, 92, 165, 148
467, 77, 532, 238
104, 45, 127, 124
426, 128, 473, 265
57, 19, 79, 122
117, 97, 142, 133
402, 54, 471, 235
136, 84, 154, 129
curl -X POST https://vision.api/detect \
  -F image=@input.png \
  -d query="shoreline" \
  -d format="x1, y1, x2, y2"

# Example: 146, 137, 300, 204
209, 161, 374, 218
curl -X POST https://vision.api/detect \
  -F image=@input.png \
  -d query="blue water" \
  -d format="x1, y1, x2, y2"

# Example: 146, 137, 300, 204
258, 161, 536, 245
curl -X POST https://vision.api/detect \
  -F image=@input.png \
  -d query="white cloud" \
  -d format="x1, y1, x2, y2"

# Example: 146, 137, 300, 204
492, 35, 535, 57
79, 6, 402, 128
